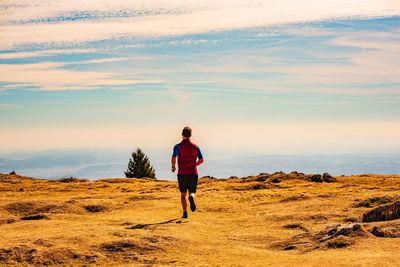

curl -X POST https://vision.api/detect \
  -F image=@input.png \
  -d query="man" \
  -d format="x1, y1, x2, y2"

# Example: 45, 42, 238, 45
171, 126, 204, 219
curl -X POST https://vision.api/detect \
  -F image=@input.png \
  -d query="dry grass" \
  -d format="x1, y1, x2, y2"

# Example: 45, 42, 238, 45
1, 172, 400, 266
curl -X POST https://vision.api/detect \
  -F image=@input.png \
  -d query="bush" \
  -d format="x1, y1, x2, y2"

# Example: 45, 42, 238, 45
124, 148, 156, 179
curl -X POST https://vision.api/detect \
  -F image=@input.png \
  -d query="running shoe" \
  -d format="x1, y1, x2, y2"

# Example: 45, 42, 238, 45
189, 196, 196, 212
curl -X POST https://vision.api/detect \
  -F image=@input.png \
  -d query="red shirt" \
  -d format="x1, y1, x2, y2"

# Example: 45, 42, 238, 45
172, 139, 203, 174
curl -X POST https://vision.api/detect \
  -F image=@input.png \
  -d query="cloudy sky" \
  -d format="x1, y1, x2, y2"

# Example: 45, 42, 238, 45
1, 0, 399, 160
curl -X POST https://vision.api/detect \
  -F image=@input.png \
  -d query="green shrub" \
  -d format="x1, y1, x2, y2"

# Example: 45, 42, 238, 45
124, 148, 156, 179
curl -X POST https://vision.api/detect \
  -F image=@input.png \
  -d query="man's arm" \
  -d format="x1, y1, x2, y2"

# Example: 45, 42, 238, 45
171, 144, 179, 172
171, 157, 176, 172
196, 146, 204, 166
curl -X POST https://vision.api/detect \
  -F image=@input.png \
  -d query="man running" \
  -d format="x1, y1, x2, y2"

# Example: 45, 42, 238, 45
171, 126, 204, 219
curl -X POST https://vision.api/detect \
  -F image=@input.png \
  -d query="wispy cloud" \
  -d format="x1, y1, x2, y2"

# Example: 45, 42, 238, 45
0, 48, 99, 59
71, 57, 134, 64
1, 0, 398, 49
0, 62, 167, 91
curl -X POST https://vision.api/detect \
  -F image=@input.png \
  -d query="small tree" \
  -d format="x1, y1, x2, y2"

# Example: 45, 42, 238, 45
125, 148, 156, 179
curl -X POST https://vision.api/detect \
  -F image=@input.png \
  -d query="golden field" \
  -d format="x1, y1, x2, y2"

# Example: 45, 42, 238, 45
1, 172, 400, 266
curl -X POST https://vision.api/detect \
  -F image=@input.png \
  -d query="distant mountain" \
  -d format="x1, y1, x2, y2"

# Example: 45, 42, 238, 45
0, 150, 398, 180
201, 154, 400, 178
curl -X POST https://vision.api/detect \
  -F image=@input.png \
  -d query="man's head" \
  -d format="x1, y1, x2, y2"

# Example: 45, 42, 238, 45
182, 126, 192, 138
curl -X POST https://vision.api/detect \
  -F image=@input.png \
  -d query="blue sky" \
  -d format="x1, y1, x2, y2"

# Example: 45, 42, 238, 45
0, 1, 399, 160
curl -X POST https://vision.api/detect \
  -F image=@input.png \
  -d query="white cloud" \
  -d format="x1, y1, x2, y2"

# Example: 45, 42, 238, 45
0, 48, 98, 59
0, 62, 167, 90
71, 57, 132, 64
331, 32, 400, 51
173, 28, 400, 90
1, 0, 399, 49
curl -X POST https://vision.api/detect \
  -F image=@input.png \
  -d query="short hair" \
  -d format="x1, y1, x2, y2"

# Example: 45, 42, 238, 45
182, 126, 192, 138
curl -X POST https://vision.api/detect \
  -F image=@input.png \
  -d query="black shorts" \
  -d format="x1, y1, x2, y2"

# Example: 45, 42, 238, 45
177, 173, 198, 193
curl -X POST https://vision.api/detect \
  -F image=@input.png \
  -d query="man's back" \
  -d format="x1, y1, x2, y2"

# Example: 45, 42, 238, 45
173, 139, 202, 175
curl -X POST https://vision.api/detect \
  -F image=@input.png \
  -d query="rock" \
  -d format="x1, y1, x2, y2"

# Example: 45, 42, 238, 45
229, 176, 238, 179
317, 223, 363, 241
256, 175, 269, 181
284, 245, 296, 250
333, 224, 360, 237
352, 224, 361, 231
270, 178, 280, 183
344, 217, 358, 223
326, 236, 354, 248
20, 214, 48, 220
370, 224, 400, 238
371, 226, 385, 237
55, 177, 88, 183
322, 173, 336, 182
362, 201, 400, 222
308, 173, 336, 183
309, 174, 323, 182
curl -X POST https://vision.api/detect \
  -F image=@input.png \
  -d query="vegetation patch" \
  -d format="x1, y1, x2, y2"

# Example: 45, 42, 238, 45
283, 223, 309, 232
273, 223, 368, 252
228, 182, 272, 191
0, 218, 17, 225
129, 195, 168, 201
35, 204, 60, 213
0, 245, 38, 264
97, 239, 160, 262
32, 239, 54, 248
280, 195, 309, 202
0, 246, 88, 265
4, 201, 38, 216
84, 205, 108, 213
354, 196, 393, 208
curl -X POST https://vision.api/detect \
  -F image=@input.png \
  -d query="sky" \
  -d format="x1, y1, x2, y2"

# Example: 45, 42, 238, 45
0, 1, 399, 179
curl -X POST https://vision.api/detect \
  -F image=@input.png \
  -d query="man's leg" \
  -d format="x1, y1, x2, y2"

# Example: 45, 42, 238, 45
178, 174, 188, 218
181, 192, 188, 212
188, 192, 196, 212
188, 174, 198, 212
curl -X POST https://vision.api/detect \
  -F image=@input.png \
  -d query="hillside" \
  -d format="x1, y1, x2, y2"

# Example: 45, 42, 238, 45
1, 172, 400, 266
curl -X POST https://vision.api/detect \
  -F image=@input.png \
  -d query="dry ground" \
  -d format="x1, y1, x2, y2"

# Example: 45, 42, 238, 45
1, 172, 400, 266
